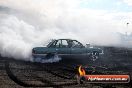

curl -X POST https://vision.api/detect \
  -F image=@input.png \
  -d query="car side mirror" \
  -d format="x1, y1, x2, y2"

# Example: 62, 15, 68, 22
86, 43, 90, 48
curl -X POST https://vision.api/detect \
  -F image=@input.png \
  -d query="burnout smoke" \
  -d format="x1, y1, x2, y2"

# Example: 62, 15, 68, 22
0, 0, 132, 61
34, 55, 62, 63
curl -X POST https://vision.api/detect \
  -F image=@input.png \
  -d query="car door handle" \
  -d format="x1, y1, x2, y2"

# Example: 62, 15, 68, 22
56, 49, 58, 51
72, 49, 74, 50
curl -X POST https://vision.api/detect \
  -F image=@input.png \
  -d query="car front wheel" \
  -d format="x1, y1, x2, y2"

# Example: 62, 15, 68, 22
90, 51, 99, 61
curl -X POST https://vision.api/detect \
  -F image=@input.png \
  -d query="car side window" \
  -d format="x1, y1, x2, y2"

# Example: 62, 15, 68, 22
61, 40, 68, 48
72, 40, 83, 48
56, 40, 61, 48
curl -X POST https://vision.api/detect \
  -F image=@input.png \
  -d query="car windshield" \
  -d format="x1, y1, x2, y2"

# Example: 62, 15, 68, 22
46, 39, 55, 47
71, 40, 83, 48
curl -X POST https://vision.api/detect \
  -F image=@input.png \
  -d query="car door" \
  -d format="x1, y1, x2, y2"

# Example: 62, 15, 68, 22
54, 40, 71, 55
70, 40, 87, 58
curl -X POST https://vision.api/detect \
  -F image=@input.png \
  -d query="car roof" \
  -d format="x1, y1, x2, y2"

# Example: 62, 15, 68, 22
56, 39, 73, 41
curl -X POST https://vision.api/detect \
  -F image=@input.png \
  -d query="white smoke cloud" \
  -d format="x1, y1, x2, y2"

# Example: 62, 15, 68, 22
0, 15, 33, 60
0, 0, 132, 60
123, 0, 132, 6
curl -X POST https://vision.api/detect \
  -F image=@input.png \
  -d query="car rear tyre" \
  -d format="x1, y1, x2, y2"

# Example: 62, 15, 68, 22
45, 53, 55, 59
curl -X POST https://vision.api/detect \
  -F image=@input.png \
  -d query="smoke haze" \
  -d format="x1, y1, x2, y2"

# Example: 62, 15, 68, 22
0, 0, 132, 60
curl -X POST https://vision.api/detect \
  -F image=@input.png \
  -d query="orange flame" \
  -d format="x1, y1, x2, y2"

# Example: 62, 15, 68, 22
78, 65, 86, 76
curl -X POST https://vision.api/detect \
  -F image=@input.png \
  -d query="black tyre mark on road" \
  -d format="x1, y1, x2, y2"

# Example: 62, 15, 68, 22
35, 63, 78, 79
5, 61, 31, 87
5, 61, 78, 87
42, 67, 74, 79
4, 61, 61, 87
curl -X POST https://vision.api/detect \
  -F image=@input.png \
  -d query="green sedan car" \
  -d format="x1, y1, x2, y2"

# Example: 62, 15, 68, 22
32, 39, 103, 61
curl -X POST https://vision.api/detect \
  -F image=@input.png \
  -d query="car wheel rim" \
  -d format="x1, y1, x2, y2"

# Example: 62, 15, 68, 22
91, 52, 99, 61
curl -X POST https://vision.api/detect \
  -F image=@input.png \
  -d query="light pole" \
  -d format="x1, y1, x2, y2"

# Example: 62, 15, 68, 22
127, 22, 129, 29
126, 22, 129, 36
